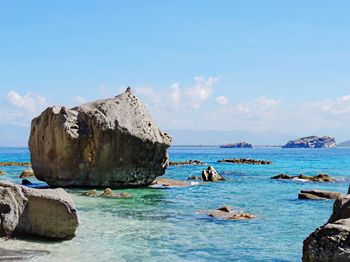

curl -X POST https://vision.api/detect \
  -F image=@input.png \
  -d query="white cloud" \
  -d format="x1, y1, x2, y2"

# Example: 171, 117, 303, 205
7, 90, 47, 112
216, 96, 229, 105
72, 96, 87, 105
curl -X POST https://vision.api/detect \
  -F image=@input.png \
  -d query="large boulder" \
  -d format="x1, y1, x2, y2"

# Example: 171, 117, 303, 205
298, 190, 342, 200
0, 181, 78, 240
29, 88, 172, 187
303, 195, 350, 261
202, 166, 225, 182
283, 136, 336, 148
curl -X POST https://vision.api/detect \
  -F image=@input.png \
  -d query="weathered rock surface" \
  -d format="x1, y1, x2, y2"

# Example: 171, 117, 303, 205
220, 142, 253, 148
204, 206, 255, 220
29, 88, 172, 188
169, 160, 204, 166
19, 168, 34, 179
202, 166, 225, 182
0, 181, 78, 239
303, 195, 350, 261
151, 178, 195, 188
298, 190, 342, 200
271, 173, 335, 182
218, 158, 272, 165
283, 136, 336, 148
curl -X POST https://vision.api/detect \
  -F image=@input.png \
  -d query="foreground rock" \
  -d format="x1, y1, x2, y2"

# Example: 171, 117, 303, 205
169, 160, 204, 166
29, 88, 172, 188
0, 162, 31, 167
0, 247, 49, 261
271, 173, 335, 182
220, 142, 253, 148
283, 135, 336, 148
202, 166, 225, 182
298, 190, 343, 200
19, 168, 34, 179
0, 181, 78, 239
218, 158, 272, 165
204, 206, 255, 220
303, 195, 350, 261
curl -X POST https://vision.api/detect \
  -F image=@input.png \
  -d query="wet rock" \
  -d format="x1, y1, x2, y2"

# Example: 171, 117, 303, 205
0, 162, 31, 167
100, 188, 131, 198
169, 160, 204, 166
187, 175, 202, 180
0, 247, 49, 261
298, 190, 343, 200
19, 168, 34, 179
152, 178, 194, 188
271, 173, 335, 182
218, 158, 272, 165
283, 135, 336, 148
202, 166, 225, 182
205, 206, 255, 220
81, 189, 98, 196
0, 170, 6, 176
0, 181, 79, 240
303, 195, 350, 261
220, 142, 253, 148
28, 88, 172, 188
21, 179, 33, 186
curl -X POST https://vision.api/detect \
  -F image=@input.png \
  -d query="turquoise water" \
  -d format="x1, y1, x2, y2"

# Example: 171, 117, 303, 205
1, 147, 350, 261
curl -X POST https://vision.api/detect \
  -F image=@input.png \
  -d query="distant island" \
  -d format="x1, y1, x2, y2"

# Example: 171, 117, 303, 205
220, 142, 253, 148
282, 136, 336, 148
338, 140, 350, 147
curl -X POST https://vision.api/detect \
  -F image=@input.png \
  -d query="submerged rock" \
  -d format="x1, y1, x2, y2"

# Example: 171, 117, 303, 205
218, 158, 272, 165
152, 178, 195, 188
220, 142, 253, 148
21, 179, 33, 186
0, 170, 6, 176
100, 188, 131, 198
271, 173, 335, 182
187, 175, 202, 180
298, 190, 343, 200
205, 206, 255, 220
19, 168, 34, 179
29, 88, 172, 188
169, 160, 204, 166
303, 195, 350, 261
0, 181, 79, 240
81, 189, 98, 196
283, 135, 336, 148
202, 166, 225, 182
0, 247, 49, 261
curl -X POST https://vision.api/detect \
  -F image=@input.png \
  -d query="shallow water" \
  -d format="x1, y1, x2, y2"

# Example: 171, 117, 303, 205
1, 147, 350, 261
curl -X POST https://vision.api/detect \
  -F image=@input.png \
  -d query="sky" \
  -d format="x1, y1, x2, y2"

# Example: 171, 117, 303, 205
0, 1, 350, 145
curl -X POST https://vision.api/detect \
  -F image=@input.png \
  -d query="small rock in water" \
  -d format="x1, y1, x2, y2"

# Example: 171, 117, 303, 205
298, 190, 342, 200
21, 179, 33, 186
19, 168, 34, 179
81, 189, 98, 196
271, 173, 335, 182
187, 175, 202, 180
202, 166, 225, 182
217, 158, 272, 165
152, 178, 194, 188
100, 188, 131, 198
0, 162, 31, 167
205, 206, 255, 220
0, 170, 6, 176
0, 247, 49, 261
169, 160, 205, 166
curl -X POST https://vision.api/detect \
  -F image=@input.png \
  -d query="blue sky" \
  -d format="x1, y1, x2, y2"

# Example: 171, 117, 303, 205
1, 1, 350, 145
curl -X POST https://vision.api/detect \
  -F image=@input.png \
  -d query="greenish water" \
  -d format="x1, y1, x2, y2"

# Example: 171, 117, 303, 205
0, 147, 350, 261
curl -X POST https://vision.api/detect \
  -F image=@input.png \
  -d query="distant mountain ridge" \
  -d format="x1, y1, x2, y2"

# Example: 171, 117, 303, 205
338, 140, 350, 147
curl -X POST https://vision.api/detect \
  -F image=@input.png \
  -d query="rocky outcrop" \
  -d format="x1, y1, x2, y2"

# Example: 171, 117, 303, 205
220, 142, 253, 148
204, 206, 255, 220
19, 168, 34, 179
0, 181, 78, 240
169, 160, 204, 166
29, 88, 172, 188
271, 173, 335, 182
298, 190, 342, 200
283, 136, 336, 148
0, 162, 31, 167
303, 195, 350, 261
218, 158, 272, 165
202, 166, 225, 182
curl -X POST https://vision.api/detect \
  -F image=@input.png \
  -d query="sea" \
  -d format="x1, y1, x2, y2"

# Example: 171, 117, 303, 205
0, 146, 350, 261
